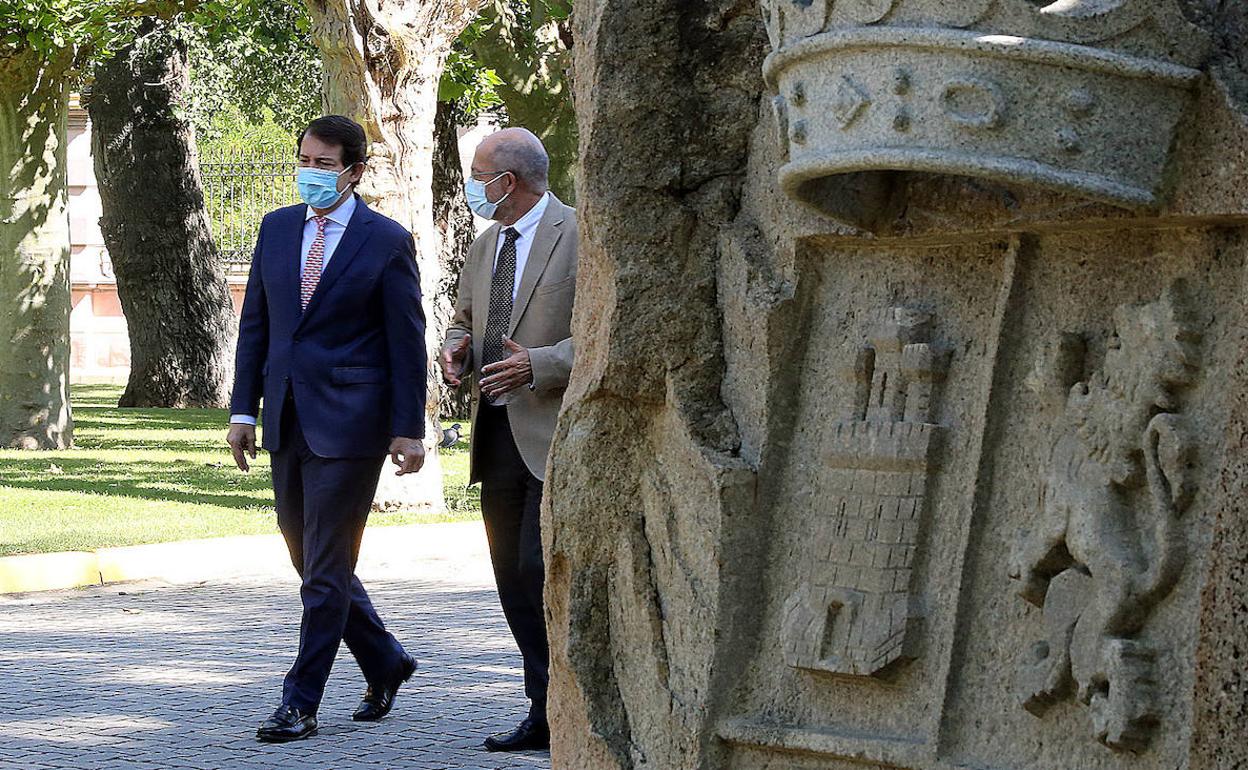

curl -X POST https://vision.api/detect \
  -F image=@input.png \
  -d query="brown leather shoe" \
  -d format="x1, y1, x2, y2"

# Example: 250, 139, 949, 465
352, 653, 417, 722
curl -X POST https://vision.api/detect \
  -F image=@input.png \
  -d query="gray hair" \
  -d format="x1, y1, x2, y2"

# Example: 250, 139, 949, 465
493, 130, 550, 192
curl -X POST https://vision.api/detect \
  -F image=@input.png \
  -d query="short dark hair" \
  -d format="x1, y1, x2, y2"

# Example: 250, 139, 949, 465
297, 115, 368, 167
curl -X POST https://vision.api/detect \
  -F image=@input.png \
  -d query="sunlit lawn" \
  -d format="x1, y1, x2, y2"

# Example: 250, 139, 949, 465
0, 385, 479, 556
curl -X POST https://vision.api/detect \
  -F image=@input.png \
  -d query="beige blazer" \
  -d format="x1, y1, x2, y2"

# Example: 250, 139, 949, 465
445, 194, 577, 483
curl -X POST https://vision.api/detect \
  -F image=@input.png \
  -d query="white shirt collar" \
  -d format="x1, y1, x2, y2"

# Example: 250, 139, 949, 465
305, 192, 358, 227
502, 192, 550, 241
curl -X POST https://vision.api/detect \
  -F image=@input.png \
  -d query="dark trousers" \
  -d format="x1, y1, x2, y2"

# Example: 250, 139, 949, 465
477, 401, 549, 724
270, 400, 405, 711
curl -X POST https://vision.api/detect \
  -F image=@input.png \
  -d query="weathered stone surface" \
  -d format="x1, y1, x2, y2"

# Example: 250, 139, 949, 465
548, 1, 1248, 768
761, 0, 1210, 227
1010, 282, 1200, 752
545, 3, 764, 768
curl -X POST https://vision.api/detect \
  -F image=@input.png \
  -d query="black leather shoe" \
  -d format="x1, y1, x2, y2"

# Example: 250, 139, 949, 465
256, 704, 318, 743
352, 653, 418, 722
483, 717, 550, 752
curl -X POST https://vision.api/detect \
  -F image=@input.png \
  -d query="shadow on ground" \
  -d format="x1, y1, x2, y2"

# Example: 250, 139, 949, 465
0, 456, 272, 511
0, 575, 549, 770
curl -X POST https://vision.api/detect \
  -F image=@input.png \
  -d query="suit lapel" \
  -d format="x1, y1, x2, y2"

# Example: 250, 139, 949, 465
280, 208, 304, 320
474, 225, 501, 364
509, 199, 566, 336
298, 197, 374, 325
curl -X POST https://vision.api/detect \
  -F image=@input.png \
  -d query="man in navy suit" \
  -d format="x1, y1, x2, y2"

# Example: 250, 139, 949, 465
226, 115, 428, 743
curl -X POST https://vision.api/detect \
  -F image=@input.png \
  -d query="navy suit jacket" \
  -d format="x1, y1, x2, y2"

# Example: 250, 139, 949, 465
229, 197, 427, 458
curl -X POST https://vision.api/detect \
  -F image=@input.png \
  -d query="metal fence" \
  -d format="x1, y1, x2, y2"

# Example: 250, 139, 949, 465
200, 148, 297, 275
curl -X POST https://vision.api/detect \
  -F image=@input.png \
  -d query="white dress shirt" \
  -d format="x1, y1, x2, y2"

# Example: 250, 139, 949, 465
229, 195, 359, 426
301, 193, 357, 277
494, 192, 550, 300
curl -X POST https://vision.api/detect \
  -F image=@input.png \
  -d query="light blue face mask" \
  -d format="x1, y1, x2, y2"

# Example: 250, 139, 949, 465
464, 171, 512, 220
297, 164, 356, 209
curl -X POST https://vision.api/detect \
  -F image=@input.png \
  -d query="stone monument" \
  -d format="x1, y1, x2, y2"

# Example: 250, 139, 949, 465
545, 1, 1248, 769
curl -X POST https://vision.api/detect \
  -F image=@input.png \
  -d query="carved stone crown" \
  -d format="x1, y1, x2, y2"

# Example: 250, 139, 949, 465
762, 0, 1212, 228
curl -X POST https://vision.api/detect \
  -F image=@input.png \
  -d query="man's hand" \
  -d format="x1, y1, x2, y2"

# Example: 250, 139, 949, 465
227, 423, 258, 472
441, 334, 471, 387
480, 338, 533, 399
390, 437, 426, 476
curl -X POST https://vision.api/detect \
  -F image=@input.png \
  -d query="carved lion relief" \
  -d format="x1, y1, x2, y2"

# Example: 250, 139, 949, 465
782, 307, 944, 678
1011, 281, 1201, 752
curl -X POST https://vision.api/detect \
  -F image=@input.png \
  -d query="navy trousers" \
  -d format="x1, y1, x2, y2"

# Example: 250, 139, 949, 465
477, 401, 549, 724
270, 399, 406, 711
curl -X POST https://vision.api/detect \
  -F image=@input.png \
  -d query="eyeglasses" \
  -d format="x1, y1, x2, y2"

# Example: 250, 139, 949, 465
471, 170, 512, 181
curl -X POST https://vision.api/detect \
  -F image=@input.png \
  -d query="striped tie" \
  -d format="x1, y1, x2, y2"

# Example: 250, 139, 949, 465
301, 216, 328, 311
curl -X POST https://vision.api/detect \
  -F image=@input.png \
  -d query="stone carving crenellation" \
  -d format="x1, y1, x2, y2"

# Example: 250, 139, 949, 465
781, 307, 944, 678
554, 1, 1248, 768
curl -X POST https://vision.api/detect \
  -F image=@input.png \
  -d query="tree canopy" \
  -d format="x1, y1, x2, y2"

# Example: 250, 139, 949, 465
184, 0, 321, 140
0, 0, 318, 111
440, 0, 577, 199
440, 0, 572, 122
0, 0, 192, 63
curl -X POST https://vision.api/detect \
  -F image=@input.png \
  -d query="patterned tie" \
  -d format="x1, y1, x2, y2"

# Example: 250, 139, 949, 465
301, 216, 328, 311
482, 227, 521, 372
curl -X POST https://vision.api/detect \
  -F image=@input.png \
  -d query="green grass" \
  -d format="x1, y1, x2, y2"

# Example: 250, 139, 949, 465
0, 385, 479, 556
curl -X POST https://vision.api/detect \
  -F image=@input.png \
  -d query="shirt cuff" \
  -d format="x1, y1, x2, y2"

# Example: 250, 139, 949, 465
230, 415, 258, 426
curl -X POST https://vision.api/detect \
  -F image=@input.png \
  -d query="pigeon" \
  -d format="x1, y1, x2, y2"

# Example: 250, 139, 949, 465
439, 423, 462, 449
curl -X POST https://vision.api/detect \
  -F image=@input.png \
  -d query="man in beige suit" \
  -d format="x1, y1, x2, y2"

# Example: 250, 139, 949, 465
441, 128, 575, 753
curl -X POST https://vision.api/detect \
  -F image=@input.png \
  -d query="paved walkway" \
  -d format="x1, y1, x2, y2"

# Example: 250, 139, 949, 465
0, 524, 552, 770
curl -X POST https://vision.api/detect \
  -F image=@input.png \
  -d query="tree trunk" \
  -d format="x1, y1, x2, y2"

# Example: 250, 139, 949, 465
0, 50, 74, 449
433, 97, 474, 421
305, 0, 488, 509
88, 22, 237, 409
